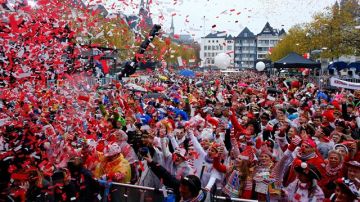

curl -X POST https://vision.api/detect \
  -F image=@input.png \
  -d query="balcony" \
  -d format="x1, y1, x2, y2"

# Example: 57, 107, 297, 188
242, 43, 255, 46
242, 57, 255, 61
234, 57, 241, 61
257, 50, 268, 54
235, 50, 241, 54
257, 44, 270, 47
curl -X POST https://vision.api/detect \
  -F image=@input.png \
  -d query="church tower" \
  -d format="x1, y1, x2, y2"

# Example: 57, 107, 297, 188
170, 16, 175, 37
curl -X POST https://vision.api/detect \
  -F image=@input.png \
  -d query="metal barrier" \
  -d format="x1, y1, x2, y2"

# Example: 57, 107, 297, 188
213, 195, 258, 202
85, 77, 118, 87
98, 181, 258, 202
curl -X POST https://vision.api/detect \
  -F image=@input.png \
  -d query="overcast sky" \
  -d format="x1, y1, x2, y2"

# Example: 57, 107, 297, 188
105, 0, 337, 40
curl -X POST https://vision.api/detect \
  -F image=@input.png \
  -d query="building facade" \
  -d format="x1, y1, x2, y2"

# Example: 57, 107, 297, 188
256, 22, 285, 60
234, 27, 257, 69
200, 31, 233, 67
200, 23, 286, 69
225, 35, 235, 67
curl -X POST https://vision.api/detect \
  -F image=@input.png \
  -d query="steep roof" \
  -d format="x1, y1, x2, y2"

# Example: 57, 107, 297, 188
225, 34, 234, 40
204, 31, 227, 38
258, 22, 277, 36
279, 28, 286, 36
236, 27, 255, 38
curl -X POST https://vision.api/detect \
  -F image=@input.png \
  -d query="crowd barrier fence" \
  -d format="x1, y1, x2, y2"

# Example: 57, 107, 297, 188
98, 180, 258, 202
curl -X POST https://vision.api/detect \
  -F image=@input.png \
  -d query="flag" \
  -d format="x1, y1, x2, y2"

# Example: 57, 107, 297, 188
100, 60, 109, 74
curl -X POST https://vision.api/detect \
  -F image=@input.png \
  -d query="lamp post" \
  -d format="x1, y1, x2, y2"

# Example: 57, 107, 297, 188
310, 47, 328, 90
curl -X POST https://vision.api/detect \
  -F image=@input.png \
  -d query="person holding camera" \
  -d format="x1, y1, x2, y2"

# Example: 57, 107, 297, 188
136, 128, 166, 201
144, 153, 206, 202
159, 127, 193, 180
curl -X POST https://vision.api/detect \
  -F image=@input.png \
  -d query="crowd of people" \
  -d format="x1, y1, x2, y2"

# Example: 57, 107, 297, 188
1, 1, 360, 202
1, 69, 360, 202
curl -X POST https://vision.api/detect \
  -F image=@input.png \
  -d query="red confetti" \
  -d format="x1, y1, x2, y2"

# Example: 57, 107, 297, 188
11, 173, 29, 181
78, 95, 90, 102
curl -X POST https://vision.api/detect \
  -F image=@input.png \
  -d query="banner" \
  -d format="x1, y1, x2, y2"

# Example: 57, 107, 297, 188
330, 77, 360, 90
177, 56, 183, 67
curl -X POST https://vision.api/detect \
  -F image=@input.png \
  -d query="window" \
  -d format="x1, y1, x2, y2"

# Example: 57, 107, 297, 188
216, 40, 218, 43
212, 46, 215, 50
271, 40, 278, 45
204, 53, 207, 57
212, 53, 215, 57
258, 54, 266, 59
219, 46, 223, 50
227, 46, 232, 50
259, 40, 269, 45
208, 40, 210, 43
257, 47, 269, 52
244, 33, 248, 37
212, 40, 215, 43
211, 59, 215, 64
204, 46, 207, 50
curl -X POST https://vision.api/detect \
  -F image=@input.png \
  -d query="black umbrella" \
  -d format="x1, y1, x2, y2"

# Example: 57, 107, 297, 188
267, 87, 282, 94
143, 93, 169, 99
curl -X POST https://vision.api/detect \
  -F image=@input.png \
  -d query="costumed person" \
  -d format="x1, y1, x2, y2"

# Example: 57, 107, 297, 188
253, 145, 280, 201
109, 130, 139, 184
318, 150, 344, 198
314, 126, 333, 159
94, 142, 131, 183
159, 126, 193, 179
345, 161, 360, 188
334, 143, 349, 161
328, 178, 360, 202
136, 129, 166, 201
212, 146, 255, 199
187, 128, 223, 190
283, 137, 326, 187
283, 160, 325, 202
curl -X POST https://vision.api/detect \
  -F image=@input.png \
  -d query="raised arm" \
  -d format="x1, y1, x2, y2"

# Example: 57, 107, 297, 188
229, 110, 246, 138
147, 160, 180, 191
271, 136, 301, 184
168, 133, 180, 150
188, 130, 207, 158
212, 156, 227, 173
